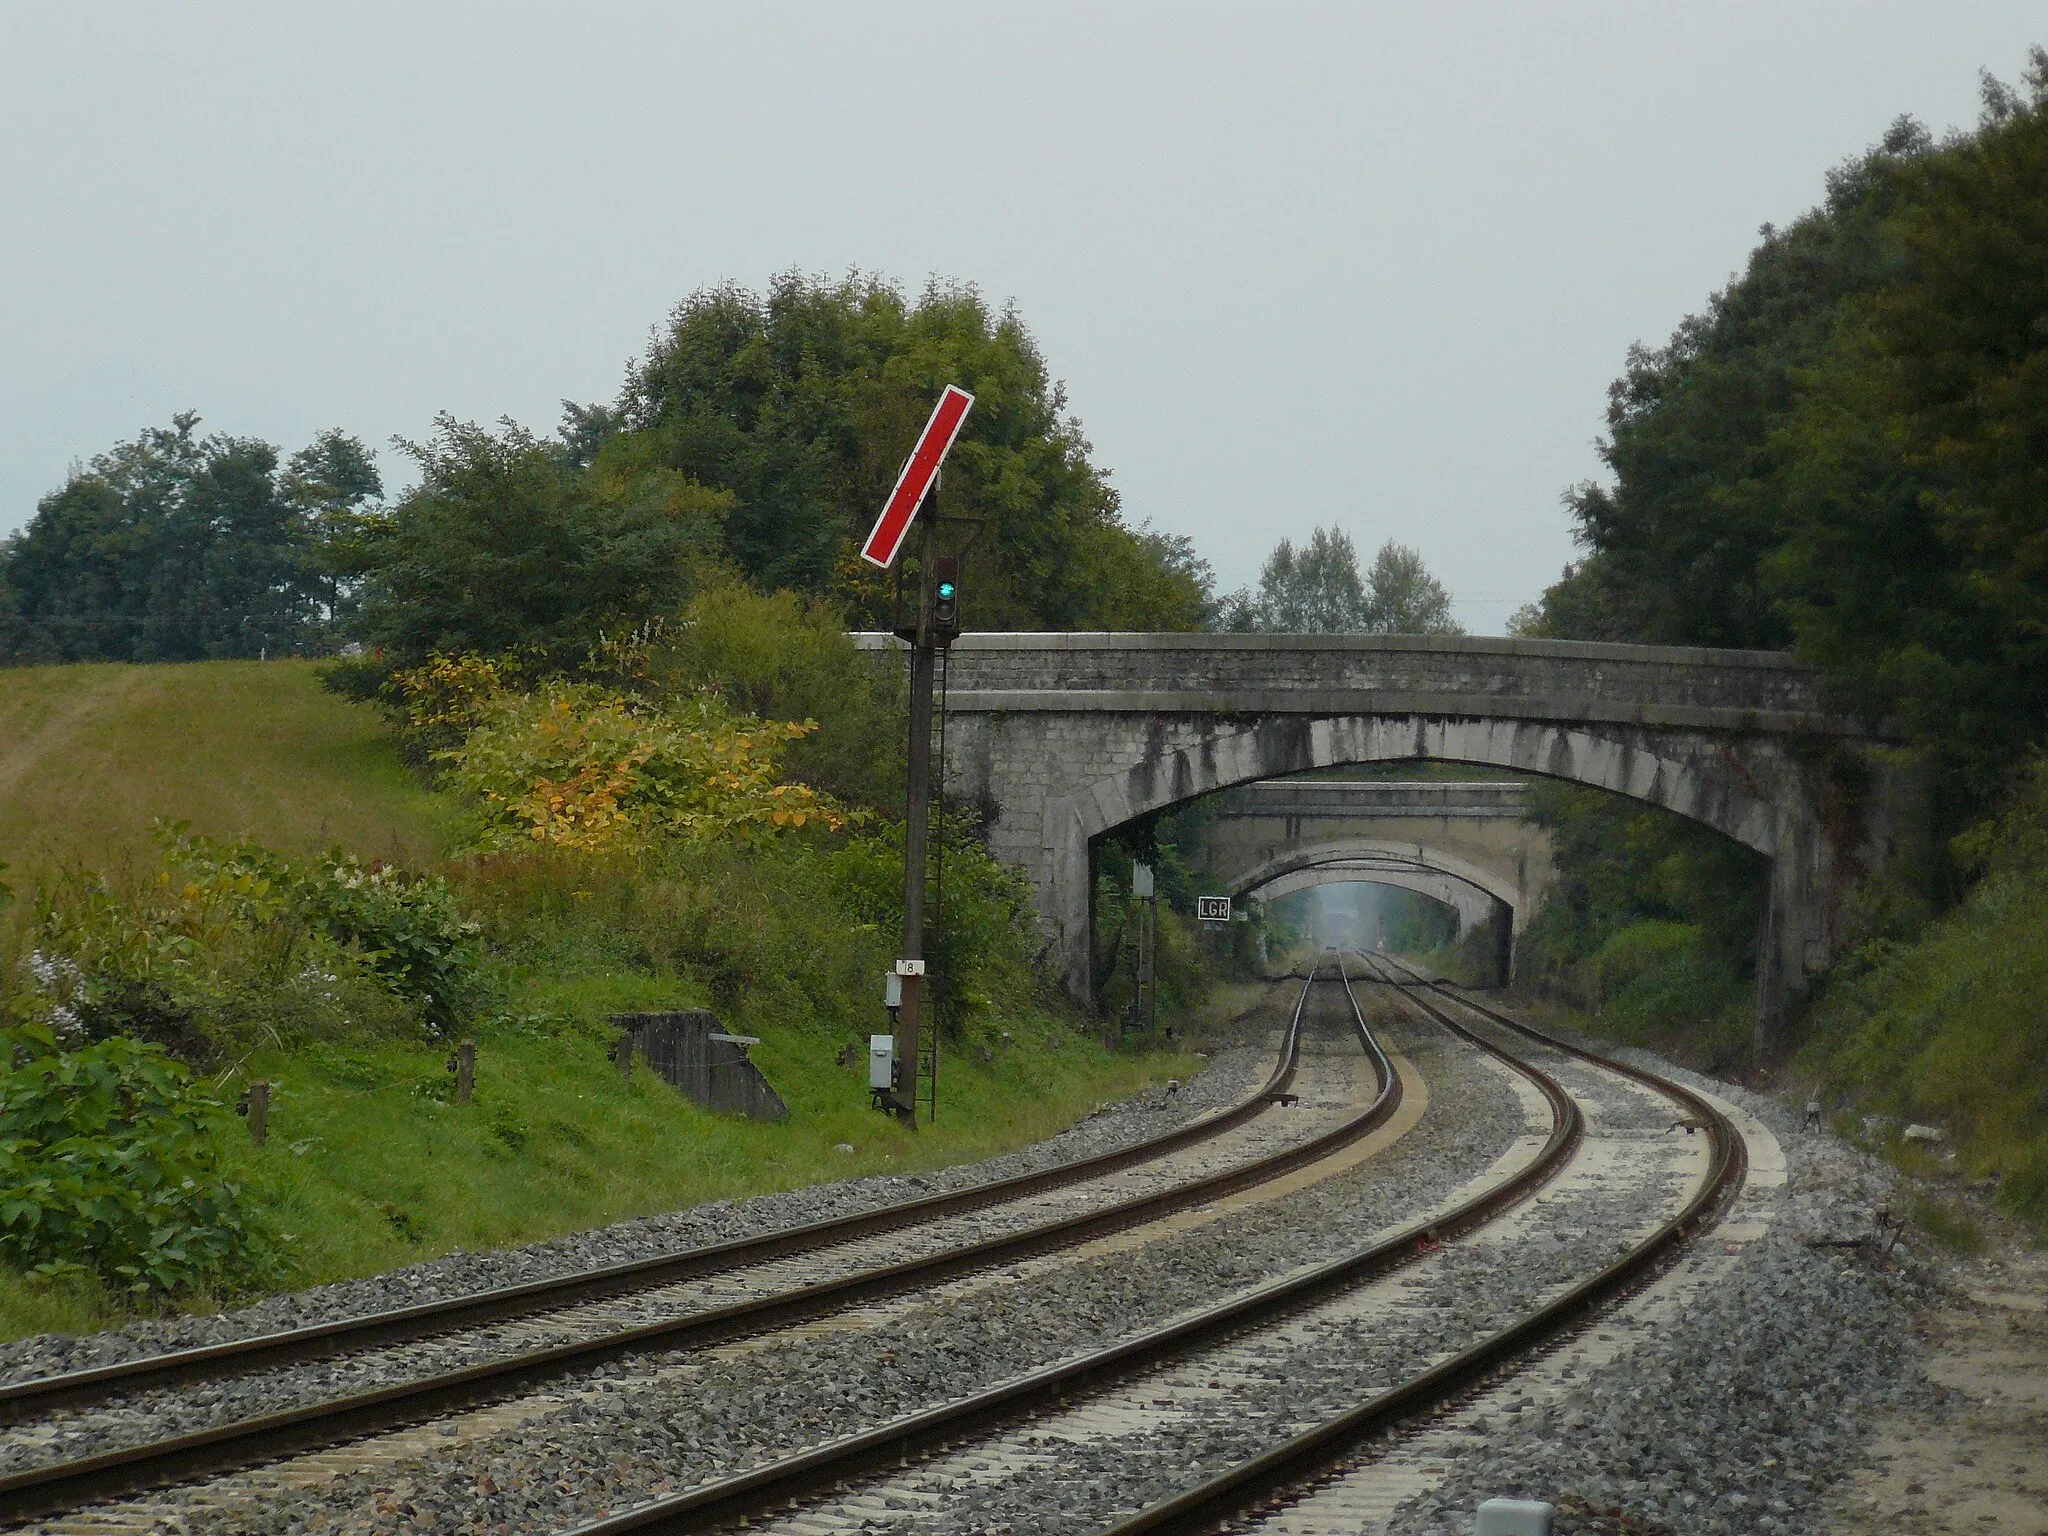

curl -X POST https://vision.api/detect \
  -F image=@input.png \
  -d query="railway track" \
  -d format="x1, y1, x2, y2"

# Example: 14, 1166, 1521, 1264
543, 955, 1741, 1536
1084, 958, 1748, 1536
12, 959, 1746, 1536
2, 962, 1408, 1529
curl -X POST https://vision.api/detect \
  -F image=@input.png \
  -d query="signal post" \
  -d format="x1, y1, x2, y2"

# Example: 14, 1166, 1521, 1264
860, 386, 973, 1126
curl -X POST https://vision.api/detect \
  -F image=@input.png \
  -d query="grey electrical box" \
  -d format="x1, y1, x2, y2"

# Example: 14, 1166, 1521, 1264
1132, 861, 1154, 898
1475, 1498, 1553, 1536
884, 972, 903, 1009
869, 1034, 896, 1091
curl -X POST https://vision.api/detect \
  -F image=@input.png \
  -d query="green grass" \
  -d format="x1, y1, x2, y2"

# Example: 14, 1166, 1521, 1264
257, 1015, 1184, 1285
1802, 865, 2048, 1234
0, 659, 1201, 1338
1905, 1191, 1987, 1255
0, 1013, 1192, 1337
0, 660, 458, 877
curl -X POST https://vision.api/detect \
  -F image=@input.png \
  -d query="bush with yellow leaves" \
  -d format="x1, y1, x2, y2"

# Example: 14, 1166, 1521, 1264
435, 678, 850, 852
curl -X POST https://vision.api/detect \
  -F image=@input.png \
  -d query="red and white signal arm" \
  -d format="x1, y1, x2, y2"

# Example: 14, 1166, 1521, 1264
1197, 896, 1233, 924
860, 385, 975, 570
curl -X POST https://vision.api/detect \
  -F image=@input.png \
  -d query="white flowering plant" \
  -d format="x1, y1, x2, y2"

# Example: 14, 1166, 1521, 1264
157, 826, 488, 1037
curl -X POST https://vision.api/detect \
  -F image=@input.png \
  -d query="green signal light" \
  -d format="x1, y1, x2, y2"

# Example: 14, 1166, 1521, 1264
937, 582, 956, 600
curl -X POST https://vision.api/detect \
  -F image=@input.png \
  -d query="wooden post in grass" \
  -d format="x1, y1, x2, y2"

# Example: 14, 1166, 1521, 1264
454, 1042, 476, 1105
246, 1080, 269, 1146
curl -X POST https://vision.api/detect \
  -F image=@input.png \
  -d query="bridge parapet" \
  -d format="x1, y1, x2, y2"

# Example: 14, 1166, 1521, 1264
854, 632, 1873, 737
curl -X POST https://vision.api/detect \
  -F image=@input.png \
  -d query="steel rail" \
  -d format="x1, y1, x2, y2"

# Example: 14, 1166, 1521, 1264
545, 955, 1583, 1536
1091, 952, 1749, 1536
0, 979, 1323, 1431
0, 964, 1410, 1524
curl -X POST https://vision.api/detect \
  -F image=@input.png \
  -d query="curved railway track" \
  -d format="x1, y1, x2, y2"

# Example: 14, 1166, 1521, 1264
552, 955, 1741, 1536
1086, 956, 1748, 1536
0, 963, 1406, 1528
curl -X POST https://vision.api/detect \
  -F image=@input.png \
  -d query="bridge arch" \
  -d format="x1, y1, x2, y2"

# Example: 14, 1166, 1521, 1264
1225, 836, 1522, 923
1251, 866, 1484, 915
878, 630, 1907, 1041
1058, 715, 1788, 1026
1077, 716, 1777, 854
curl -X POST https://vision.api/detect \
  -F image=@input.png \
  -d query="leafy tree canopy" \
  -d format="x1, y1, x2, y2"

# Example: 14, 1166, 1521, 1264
1220, 526, 1461, 634
342, 416, 730, 669
615, 273, 1210, 631
1542, 116, 1931, 650
1534, 49, 2048, 823
1, 414, 377, 663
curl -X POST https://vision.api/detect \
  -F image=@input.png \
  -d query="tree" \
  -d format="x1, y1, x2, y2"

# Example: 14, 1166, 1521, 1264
283, 429, 383, 627
1522, 48, 2048, 958
1539, 118, 1935, 648
620, 273, 1208, 631
1221, 527, 1462, 634
344, 416, 730, 670
1767, 50, 2048, 810
1361, 539, 1460, 634
0, 414, 363, 662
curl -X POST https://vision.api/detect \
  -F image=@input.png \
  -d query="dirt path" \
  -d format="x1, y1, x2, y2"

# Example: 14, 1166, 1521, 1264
0, 665, 142, 811
1821, 1243, 2048, 1534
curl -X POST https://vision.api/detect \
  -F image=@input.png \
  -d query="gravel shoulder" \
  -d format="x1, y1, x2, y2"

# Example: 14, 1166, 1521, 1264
1815, 1230, 2048, 1534
1385, 1004, 1940, 1536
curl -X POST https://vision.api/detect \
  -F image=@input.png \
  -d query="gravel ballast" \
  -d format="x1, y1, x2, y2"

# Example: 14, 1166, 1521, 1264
0, 1011, 1352, 1475
753, 1037, 1698, 1536
172, 1000, 1523, 1535
1386, 1022, 1931, 1536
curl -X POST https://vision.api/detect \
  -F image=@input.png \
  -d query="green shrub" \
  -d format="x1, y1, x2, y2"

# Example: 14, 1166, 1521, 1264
1, 824, 480, 1061
15, 878, 211, 1052
1582, 919, 1751, 1066
825, 816, 1043, 1031
1805, 862, 2048, 1230
9, 866, 421, 1061
163, 827, 486, 1035
0, 1024, 275, 1299
1411, 912, 1508, 989
647, 585, 907, 813
293, 853, 484, 1033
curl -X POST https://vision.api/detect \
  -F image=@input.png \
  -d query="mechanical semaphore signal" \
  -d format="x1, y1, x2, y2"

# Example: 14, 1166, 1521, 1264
860, 385, 974, 570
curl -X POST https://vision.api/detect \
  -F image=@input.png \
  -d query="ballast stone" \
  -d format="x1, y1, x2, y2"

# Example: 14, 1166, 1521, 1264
1475, 1496, 1554, 1535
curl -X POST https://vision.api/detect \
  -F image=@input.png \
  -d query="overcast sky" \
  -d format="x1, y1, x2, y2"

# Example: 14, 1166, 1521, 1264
3, 5, 2040, 631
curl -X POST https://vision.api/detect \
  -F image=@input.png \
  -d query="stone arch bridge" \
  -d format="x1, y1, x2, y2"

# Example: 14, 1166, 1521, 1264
855, 632, 1908, 1042
1207, 779, 1551, 981
1208, 778, 1549, 931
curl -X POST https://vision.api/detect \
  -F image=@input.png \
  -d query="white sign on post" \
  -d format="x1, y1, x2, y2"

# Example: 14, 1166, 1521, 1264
1197, 895, 1232, 924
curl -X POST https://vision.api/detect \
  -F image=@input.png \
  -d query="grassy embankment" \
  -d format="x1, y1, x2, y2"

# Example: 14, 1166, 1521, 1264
0, 661, 1192, 1338
1793, 845, 2048, 1236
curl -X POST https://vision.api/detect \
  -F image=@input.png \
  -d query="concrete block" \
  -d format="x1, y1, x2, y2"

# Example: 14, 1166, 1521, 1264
1475, 1498, 1553, 1535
